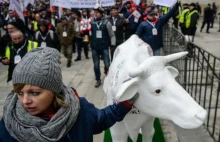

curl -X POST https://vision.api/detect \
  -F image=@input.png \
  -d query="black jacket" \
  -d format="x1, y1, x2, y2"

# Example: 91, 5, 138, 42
33, 30, 61, 52
0, 33, 11, 56
203, 7, 212, 21
108, 15, 126, 45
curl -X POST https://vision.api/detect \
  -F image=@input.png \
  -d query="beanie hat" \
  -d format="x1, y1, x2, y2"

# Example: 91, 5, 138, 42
12, 47, 63, 93
74, 10, 81, 17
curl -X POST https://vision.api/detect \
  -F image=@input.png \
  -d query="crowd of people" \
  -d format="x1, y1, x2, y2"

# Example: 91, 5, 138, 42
0, 0, 218, 87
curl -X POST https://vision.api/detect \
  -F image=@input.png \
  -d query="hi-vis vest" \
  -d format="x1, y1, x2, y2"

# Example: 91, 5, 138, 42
32, 21, 38, 31
162, 7, 168, 15
5, 40, 38, 60
179, 9, 189, 23
185, 10, 198, 28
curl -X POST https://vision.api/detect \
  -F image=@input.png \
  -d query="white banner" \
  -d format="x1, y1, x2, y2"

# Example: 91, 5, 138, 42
51, 0, 114, 8
50, 0, 72, 9
9, 0, 25, 21
154, 0, 177, 7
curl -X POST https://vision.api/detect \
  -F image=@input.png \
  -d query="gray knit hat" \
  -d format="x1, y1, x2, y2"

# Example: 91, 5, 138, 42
12, 47, 63, 93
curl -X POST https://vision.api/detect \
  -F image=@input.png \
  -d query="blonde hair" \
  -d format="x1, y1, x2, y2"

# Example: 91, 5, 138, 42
13, 84, 68, 111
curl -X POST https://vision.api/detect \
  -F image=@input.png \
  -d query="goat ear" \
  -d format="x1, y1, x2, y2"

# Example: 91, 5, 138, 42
115, 78, 139, 102
166, 66, 179, 78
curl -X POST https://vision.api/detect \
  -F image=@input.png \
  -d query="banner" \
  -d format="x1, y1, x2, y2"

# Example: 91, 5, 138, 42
51, 0, 114, 8
154, 0, 177, 7
50, 0, 71, 9
9, 0, 25, 21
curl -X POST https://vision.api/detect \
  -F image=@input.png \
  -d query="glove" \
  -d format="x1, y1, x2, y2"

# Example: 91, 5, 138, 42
126, 93, 139, 105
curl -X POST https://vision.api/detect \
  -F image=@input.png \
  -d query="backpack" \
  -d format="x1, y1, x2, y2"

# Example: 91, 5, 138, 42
35, 30, 54, 40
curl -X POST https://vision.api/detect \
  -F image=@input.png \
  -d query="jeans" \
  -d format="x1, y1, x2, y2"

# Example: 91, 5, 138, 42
92, 48, 110, 81
75, 37, 89, 59
153, 49, 160, 56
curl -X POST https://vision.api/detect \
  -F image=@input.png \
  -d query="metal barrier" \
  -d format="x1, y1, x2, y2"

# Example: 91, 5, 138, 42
163, 24, 220, 142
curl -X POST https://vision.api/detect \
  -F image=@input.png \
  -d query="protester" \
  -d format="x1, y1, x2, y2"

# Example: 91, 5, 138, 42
196, 2, 202, 15
33, 19, 61, 52
74, 10, 89, 61
172, 9, 180, 29
122, 1, 140, 40
136, 2, 179, 56
56, 15, 75, 67
179, 3, 189, 35
91, 5, 116, 87
108, 6, 126, 61
4, 10, 25, 30
184, 3, 199, 42
0, 47, 137, 142
0, 20, 26, 57
45, 17, 56, 31
32, 13, 41, 32
50, 12, 60, 27
200, 4, 212, 33
211, 2, 217, 28
1, 30, 38, 82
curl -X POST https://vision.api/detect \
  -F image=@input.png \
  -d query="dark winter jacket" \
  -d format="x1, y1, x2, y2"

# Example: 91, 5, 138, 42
123, 9, 140, 32
203, 7, 213, 21
33, 30, 61, 52
108, 15, 126, 45
136, 3, 178, 51
0, 97, 131, 142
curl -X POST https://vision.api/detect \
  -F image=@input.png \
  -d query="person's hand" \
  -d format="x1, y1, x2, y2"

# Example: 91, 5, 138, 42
1, 57, 10, 65
126, 93, 139, 105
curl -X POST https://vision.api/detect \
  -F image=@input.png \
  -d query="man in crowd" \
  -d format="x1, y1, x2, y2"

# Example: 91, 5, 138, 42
179, 3, 189, 35
1, 30, 38, 82
108, 6, 126, 61
136, 2, 179, 56
184, 3, 199, 42
122, 2, 140, 40
4, 10, 25, 31
200, 4, 212, 33
91, 5, 116, 88
33, 19, 60, 52
211, 2, 217, 28
74, 10, 89, 61
50, 12, 60, 27
32, 13, 41, 32
196, 2, 202, 15
56, 15, 75, 67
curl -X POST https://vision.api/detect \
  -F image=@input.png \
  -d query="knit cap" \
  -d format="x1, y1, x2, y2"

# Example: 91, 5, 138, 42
12, 47, 63, 93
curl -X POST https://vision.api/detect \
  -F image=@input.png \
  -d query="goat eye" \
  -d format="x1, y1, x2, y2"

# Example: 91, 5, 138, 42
155, 89, 161, 94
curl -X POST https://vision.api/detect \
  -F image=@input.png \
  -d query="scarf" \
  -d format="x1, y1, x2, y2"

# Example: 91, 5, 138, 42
3, 85, 80, 142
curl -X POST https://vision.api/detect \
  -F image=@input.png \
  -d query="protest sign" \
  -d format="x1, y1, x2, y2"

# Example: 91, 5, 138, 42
50, 0, 71, 9
154, 0, 177, 7
68, 0, 114, 8
51, 0, 114, 8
